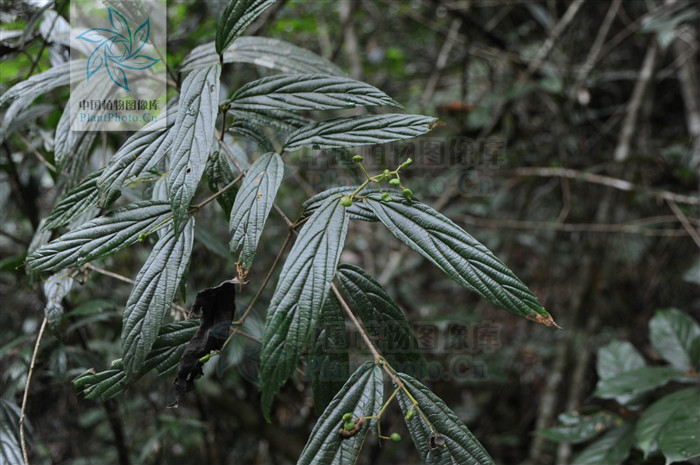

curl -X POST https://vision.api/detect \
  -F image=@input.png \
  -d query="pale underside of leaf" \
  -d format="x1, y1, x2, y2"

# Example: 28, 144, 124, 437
168, 64, 221, 227
229, 152, 284, 269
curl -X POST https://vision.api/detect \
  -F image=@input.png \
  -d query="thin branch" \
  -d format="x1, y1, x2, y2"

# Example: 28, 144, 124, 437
20, 317, 47, 465
498, 166, 700, 205
331, 283, 381, 361
614, 39, 659, 162
191, 172, 244, 210
666, 199, 700, 249
420, 18, 463, 108
26, 0, 68, 78
527, 0, 586, 75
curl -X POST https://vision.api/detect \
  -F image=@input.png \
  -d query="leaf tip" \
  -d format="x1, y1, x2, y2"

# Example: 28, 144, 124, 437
528, 312, 562, 329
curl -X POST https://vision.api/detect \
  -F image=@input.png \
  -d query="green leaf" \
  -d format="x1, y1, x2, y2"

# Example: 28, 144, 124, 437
537, 411, 621, 444
228, 152, 284, 269
205, 150, 240, 219
0, 398, 25, 465
42, 169, 102, 231
231, 107, 312, 132
230, 74, 401, 111
97, 113, 175, 206
298, 362, 383, 465
596, 340, 646, 380
283, 114, 437, 152
396, 373, 494, 465
43, 272, 74, 331
365, 196, 555, 326
310, 293, 350, 416
301, 186, 402, 222
649, 308, 700, 372
26, 201, 173, 273
215, 0, 275, 55
227, 119, 275, 153
260, 196, 349, 421
182, 37, 345, 76
74, 320, 199, 400
121, 219, 195, 380
635, 387, 700, 463
594, 366, 686, 402
168, 64, 221, 227
336, 263, 423, 366
0, 60, 83, 124
572, 422, 635, 465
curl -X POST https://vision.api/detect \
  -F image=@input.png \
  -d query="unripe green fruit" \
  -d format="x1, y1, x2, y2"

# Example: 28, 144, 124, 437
342, 413, 353, 422
352, 155, 363, 163
405, 409, 415, 420
138, 233, 147, 242
402, 158, 413, 167
340, 196, 353, 207
381, 193, 393, 202
389, 179, 400, 186
402, 188, 413, 200
383, 169, 391, 179
391, 432, 401, 441
344, 421, 355, 431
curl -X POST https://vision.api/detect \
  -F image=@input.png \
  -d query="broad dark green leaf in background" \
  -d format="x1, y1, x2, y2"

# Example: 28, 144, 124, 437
336, 263, 423, 365
283, 114, 437, 152
298, 362, 382, 465
396, 373, 494, 465
229, 152, 284, 269
635, 387, 700, 463
42, 169, 103, 231
366, 197, 555, 326
537, 411, 621, 444
310, 293, 349, 416
260, 197, 349, 421
593, 366, 686, 402
230, 74, 401, 111
572, 422, 635, 465
74, 320, 198, 400
168, 64, 221, 228
649, 308, 700, 372
215, 0, 276, 55
182, 37, 345, 76
596, 340, 646, 380
26, 201, 173, 272
121, 219, 195, 380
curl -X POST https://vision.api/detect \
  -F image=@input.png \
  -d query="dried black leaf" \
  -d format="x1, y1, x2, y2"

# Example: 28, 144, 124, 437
169, 280, 237, 407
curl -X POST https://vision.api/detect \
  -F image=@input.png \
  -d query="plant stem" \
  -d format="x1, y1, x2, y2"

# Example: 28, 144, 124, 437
191, 172, 244, 210
20, 317, 47, 465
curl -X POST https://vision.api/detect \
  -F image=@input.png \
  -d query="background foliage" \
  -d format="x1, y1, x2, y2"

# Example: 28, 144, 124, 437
1, 1, 699, 464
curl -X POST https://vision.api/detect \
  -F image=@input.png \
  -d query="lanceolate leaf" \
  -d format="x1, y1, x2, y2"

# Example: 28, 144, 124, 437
0, 60, 85, 124
366, 197, 556, 326
572, 422, 635, 465
73, 320, 198, 400
205, 150, 240, 219
396, 373, 494, 465
0, 399, 25, 465
635, 387, 700, 462
260, 197, 349, 421
336, 264, 423, 366
230, 74, 401, 111
649, 308, 700, 372
168, 64, 221, 228
181, 37, 345, 76
215, 0, 275, 55
121, 219, 195, 380
229, 152, 284, 269
97, 111, 176, 206
231, 107, 311, 132
310, 293, 350, 416
298, 362, 383, 465
283, 114, 437, 152
26, 201, 173, 272
227, 119, 275, 153
301, 186, 388, 222
43, 169, 103, 231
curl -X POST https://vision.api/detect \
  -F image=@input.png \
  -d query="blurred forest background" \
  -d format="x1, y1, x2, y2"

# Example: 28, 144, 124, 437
1, 0, 699, 464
